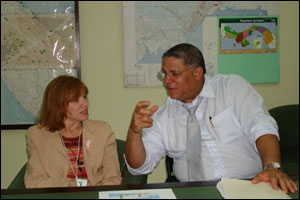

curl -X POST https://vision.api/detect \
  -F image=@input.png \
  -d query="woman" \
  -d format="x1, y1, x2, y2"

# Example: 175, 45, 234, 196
24, 75, 122, 188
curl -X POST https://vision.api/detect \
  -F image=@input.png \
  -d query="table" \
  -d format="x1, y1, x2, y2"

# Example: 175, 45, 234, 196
1, 180, 299, 199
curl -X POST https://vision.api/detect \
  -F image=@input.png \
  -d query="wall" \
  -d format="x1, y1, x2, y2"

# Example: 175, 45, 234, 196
1, 1, 299, 189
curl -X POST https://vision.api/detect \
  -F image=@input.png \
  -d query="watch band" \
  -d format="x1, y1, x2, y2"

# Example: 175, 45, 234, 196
264, 162, 281, 170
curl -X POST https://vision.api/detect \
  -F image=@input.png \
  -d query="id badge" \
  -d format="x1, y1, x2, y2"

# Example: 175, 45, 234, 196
76, 178, 88, 187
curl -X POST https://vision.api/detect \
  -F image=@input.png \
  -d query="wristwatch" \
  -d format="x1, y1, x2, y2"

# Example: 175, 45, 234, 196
264, 162, 281, 170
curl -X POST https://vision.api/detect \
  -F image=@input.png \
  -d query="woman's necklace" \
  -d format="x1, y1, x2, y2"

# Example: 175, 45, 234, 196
59, 122, 82, 179
64, 135, 83, 172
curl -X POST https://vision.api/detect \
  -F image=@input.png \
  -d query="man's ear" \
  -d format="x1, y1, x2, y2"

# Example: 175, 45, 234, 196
194, 67, 203, 80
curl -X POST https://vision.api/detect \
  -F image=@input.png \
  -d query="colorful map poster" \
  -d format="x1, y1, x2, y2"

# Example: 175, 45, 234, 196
218, 17, 279, 83
219, 17, 277, 54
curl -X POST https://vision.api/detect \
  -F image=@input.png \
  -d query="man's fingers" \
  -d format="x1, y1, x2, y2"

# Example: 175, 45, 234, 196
142, 116, 153, 123
251, 177, 259, 184
141, 105, 158, 115
136, 101, 151, 110
252, 169, 298, 194
150, 105, 159, 113
130, 101, 158, 134
283, 179, 295, 194
140, 108, 153, 115
292, 180, 298, 191
251, 172, 269, 184
270, 176, 279, 191
136, 101, 158, 116
131, 117, 153, 132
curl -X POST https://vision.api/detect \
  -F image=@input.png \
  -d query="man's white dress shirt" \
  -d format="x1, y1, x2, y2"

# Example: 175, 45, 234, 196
125, 74, 279, 181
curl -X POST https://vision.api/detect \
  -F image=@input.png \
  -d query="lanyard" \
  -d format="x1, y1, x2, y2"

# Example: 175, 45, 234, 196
59, 123, 82, 180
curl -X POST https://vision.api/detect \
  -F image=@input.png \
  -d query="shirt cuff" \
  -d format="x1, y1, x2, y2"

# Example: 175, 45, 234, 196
123, 154, 149, 176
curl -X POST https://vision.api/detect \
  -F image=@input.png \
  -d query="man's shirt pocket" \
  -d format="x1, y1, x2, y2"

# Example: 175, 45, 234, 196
210, 108, 243, 144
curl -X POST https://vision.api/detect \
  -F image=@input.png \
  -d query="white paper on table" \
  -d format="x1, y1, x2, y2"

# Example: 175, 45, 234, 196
99, 188, 177, 199
216, 178, 291, 199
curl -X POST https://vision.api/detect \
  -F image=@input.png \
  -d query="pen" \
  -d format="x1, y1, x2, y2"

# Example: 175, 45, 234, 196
209, 116, 214, 127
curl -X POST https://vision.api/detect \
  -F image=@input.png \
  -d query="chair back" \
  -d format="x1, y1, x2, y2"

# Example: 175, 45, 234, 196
269, 104, 299, 151
116, 139, 126, 172
7, 163, 27, 189
269, 104, 299, 178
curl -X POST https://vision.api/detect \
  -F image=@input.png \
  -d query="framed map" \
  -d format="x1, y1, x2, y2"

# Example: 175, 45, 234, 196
1, 1, 81, 129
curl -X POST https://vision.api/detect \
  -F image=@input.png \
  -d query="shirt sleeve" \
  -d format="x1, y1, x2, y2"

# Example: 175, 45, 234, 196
125, 113, 167, 175
227, 75, 279, 151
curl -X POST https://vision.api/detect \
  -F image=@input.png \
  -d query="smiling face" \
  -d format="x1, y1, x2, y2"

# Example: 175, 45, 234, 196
162, 56, 204, 103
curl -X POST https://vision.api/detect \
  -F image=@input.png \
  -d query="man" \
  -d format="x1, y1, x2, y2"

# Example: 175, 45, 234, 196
125, 43, 298, 193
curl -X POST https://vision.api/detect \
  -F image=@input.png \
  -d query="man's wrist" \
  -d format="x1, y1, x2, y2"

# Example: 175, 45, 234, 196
129, 128, 142, 135
264, 162, 281, 170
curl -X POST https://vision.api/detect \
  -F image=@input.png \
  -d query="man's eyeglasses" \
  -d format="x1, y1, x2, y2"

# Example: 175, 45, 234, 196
159, 69, 191, 79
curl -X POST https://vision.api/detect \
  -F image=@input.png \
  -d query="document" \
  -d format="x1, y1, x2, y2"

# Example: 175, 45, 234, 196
216, 178, 291, 199
99, 188, 176, 199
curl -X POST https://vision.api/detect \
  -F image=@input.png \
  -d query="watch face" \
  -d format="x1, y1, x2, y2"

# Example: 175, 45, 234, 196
273, 162, 281, 168
264, 162, 281, 170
